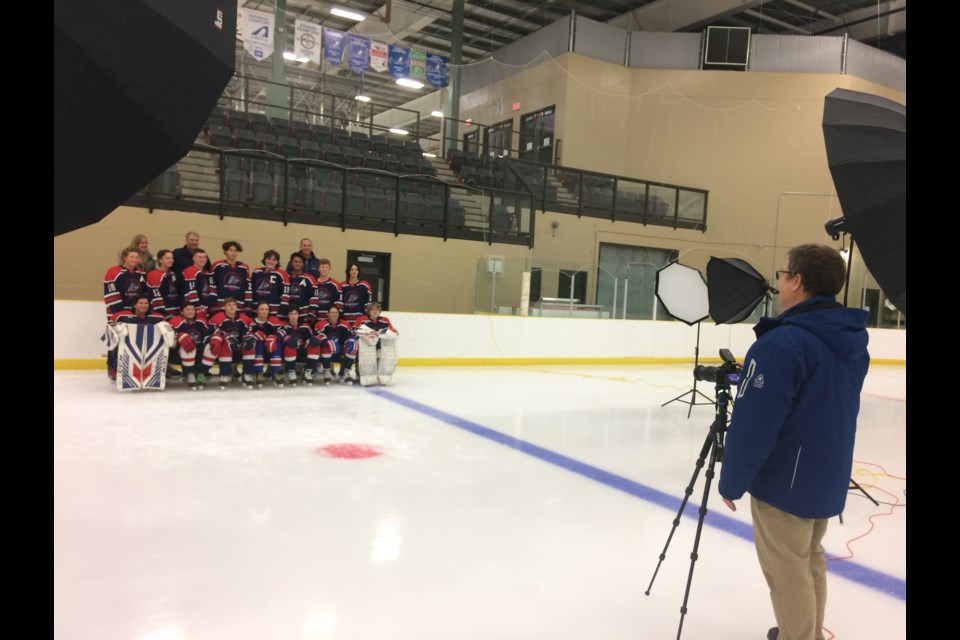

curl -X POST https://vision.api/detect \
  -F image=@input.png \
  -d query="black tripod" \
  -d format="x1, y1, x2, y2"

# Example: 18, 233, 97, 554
647, 378, 732, 640
661, 322, 715, 418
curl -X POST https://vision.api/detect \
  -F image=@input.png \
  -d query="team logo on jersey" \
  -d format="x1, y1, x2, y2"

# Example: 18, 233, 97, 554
257, 280, 272, 297
289, 283, 301, 300
345, 292, 359, 305
317, 289, 330, 303
753, 374, 765, 389
124, 280, 142, 299
224, 272, 242, 292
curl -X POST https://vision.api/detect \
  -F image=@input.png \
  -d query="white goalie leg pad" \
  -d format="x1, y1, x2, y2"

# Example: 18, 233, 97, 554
377, 334, 398, 385
101, 323, 122, 351
356, 333, 380, 386
116, 324, 169, 391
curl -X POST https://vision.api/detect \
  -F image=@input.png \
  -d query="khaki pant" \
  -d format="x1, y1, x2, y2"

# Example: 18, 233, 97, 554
751, 497, 828, 640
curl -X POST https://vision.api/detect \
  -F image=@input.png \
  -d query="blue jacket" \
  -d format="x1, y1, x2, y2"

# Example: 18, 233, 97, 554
718, 296, 870, 519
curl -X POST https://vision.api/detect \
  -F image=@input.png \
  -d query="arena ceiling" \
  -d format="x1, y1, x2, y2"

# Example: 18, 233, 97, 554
235, 0, 906, 115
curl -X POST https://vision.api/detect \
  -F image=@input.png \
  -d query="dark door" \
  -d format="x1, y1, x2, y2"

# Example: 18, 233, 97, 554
463, 130, 480, 155
519, 106, 555, 164
484, 119, 514, 158
346, 250, 391, 310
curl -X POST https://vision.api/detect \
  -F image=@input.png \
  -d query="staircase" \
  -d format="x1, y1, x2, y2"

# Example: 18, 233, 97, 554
427, 157, 488, 231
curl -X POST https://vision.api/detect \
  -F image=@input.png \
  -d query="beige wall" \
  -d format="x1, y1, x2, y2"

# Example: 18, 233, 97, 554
53, 206, 532, 313
55, 54, 903, 314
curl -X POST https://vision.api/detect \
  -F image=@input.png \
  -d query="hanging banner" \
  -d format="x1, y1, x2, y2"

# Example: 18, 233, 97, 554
295, 19, 322, 65
426, 53, 448, 88
323, 28, 346, 65
389, 45, 410, 78
347, 34, 371, 75
370, 40, 389, 72
242, 8, 274, 60
410, 48, 426, 78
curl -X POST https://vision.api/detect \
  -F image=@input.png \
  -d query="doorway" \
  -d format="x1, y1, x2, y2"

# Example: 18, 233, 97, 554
346, 250, 391, 310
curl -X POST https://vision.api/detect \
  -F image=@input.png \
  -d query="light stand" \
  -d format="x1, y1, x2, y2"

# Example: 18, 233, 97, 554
655, 261, 713, 418
660, 321, 714, 417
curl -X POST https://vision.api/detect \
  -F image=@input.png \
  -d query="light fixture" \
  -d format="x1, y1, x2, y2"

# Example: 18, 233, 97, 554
389, 128, 409, 136
430, 110, 444, 118
282, 51, 309, 63
355, 95, 371, 103
422, 152, 437, 158
330, 7, 366, 21
396, 78, 424, 89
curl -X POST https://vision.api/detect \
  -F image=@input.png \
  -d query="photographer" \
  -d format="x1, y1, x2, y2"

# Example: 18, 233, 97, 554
718, 244, 870, 640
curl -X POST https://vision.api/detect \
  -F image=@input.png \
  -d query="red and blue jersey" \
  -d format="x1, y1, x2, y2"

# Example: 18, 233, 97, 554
314, 278, 343, 320
103, 266, 147, 318
288, 272, 319, 320
251, 268, 290, 315
354, 314, 398, 334
211, 260, 252, 310
206, 310, 253, 341
146, 269, 179, 318
339, 279, 372, 319
169, 314, 210, 345
180, 265, 214, 312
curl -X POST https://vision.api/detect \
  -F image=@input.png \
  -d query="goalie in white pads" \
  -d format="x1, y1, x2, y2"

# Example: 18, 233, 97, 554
101, 294, 177, 391
353, 302, 399, 386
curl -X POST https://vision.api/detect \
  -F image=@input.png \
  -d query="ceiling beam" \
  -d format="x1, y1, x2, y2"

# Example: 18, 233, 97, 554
605, 0, 764, 32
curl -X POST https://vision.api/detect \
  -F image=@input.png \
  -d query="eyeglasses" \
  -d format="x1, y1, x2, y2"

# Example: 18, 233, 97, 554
775, 270, 794, 280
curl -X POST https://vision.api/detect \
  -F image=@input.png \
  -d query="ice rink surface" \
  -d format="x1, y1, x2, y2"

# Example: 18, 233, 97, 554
54, 364, 906, 640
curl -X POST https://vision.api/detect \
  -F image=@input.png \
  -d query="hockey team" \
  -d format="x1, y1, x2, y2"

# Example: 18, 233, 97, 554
102, 233, 399, 391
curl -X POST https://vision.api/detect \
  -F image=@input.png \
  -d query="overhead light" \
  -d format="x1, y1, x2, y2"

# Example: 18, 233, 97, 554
430, 110, 444, 118
331, 7, 366, 21
282, 51, 309, 63
355, 95, 372, 102
422, 152, 437, 158
396, 78, 424, 89
389, 128, 409, 136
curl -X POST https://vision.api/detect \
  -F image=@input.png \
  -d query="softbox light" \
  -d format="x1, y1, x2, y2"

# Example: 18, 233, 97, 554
656, 262, 709, 326
822, 88, 906, 314
706, 257, 771, 324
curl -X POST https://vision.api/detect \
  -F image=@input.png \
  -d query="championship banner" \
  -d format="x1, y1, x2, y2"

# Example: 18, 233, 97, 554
426, 53, 448, 88
347, 34, 371, 74
242, 8, 274, 60
295, 19, 322, 65
370, 40, 388, 72
410, 48, 426, 78
323, 27, 346, 65
389, 45, 410, 78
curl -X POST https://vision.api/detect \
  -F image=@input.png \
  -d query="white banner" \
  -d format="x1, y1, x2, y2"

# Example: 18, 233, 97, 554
242, 8, 274, 60
370, 40, 389, 72
295, 18, 322, 65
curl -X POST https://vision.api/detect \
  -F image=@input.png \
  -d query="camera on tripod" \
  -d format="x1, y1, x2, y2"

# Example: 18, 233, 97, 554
693, 349, 742, 386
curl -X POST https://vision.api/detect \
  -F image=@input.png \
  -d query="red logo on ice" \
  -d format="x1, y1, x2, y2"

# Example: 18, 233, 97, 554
316, 444, 382, 459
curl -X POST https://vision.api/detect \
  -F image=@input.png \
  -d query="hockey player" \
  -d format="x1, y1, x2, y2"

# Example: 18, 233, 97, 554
104, 247, 147, 319
200, 297, 254, 389
314, 305, 359, 384
287, 252, 319, 321
210, 241, 252, 315
353, 302, 399, 386
251, 250, 290, 316
245, 301, 287, 388
282, 306, 323, 385
179, 248, 214, 315
340, 262, 373, 322
314, 258, 342, 321
169, 302, 210, 388
102, 294, 173, 386
146, 249, 180, 319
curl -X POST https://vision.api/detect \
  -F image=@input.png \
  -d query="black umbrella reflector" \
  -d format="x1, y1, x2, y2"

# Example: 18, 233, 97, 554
54, 0, 237, 236
823, 88, 906, 314
706, 257, 771, 324
656, 262, 709, 326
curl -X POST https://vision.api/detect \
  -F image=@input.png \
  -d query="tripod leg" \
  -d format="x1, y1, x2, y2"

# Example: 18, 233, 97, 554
675, 432, 722, 640
646, 420, 719, 596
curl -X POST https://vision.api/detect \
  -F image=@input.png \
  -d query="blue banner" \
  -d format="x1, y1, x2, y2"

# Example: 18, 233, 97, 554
389, 45, 410, 78
347, 34, 371, 75
323, 27, 346, 65
426, 53, 448, 88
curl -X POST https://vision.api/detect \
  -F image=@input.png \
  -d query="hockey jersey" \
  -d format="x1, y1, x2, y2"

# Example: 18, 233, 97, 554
250, 267, 290, 315
211, 260, 253, 310
146, 269, 179, 317
339, 280, 372, 319
103, 266, 147, 317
